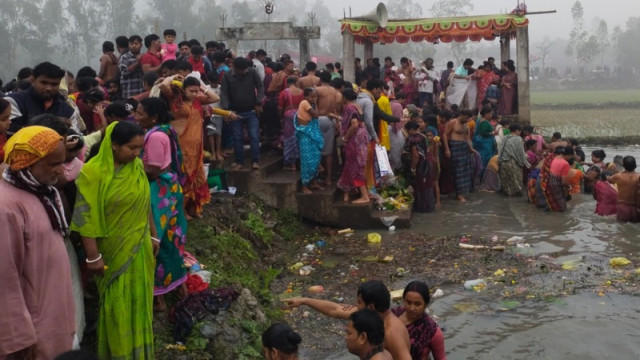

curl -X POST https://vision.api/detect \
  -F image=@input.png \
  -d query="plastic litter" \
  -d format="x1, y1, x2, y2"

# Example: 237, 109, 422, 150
193, 270, 212, 284
189, 263, 202, 273
463, 279, 487, 291
367, 233, 382, 243
381, 216, 398, 227
289, 262, 304, 271
432, 288, 444, 299
388, 225, 396, 231
316, 239, 326, 248
299, 265, 314, 276
609, 257, 632, 266
506, 236, 525, 244
304, 244, 316, 252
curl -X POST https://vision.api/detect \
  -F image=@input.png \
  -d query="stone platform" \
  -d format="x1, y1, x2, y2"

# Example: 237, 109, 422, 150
217, 151, 411, 229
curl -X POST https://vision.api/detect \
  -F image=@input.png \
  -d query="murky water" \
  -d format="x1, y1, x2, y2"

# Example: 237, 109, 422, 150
316, 146, 640, 360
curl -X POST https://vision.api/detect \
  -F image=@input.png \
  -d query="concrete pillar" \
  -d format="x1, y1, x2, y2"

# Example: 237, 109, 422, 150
363, 39, 373, 62
227, 40, 239, 57
342, 31, 356, 83
299, 38, 310, 66
516, 26, 531, 124
500, 34, 511, 64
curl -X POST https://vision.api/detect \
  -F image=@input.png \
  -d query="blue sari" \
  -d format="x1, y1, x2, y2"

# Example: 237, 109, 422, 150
473, 118, 496, 176
295, 114, 324, 186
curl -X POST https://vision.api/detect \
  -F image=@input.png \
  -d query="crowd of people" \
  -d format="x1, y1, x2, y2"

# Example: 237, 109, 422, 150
0, 28, 637, 360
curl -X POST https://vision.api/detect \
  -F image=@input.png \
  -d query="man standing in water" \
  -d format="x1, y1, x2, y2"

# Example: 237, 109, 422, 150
346, 309, 393, 360
0, 126, 76, 359
284, 280, 411, 360
443, 109, 474, 202
608, 156, 640, 222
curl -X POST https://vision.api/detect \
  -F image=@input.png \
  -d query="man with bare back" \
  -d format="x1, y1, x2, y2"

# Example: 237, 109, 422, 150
315, 70, 342, 185
400, 57, 416, 106
296, 61, 321, 89
443, 109, 475, 202
284, 280, 411, 360
609, 155, 640, 222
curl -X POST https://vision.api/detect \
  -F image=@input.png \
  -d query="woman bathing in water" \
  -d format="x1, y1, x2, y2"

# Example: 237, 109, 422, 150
392, 281, 447, 360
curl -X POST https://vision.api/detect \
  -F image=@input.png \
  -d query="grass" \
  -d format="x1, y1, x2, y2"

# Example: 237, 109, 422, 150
531, 89, 640, 105
531, 108, 640, 139
153, 199, 300, 359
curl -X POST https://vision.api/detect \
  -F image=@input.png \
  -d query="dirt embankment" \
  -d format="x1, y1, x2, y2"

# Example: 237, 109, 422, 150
273, 231, 640, 358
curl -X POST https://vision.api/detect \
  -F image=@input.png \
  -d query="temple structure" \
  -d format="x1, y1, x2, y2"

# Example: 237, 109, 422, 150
340, 14, 531, 123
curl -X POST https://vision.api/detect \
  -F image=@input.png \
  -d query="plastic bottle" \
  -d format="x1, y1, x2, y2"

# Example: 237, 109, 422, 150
463, 279, 487, 291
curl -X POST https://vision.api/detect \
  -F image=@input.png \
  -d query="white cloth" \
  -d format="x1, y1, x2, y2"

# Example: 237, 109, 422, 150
253, 59, 265, 82
413, 67, 438, 93
446, 77, 477, 110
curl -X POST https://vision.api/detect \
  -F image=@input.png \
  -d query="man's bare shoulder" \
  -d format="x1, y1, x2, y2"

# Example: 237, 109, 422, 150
372, 350, 393, 360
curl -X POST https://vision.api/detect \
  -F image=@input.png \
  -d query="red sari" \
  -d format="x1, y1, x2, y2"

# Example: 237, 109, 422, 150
476, 70, 499, 109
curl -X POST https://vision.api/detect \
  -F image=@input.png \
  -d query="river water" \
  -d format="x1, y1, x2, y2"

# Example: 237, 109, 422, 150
317, 146, 640, 360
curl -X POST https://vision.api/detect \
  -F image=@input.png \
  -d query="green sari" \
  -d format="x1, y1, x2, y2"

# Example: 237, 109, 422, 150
71, 122, 154, 360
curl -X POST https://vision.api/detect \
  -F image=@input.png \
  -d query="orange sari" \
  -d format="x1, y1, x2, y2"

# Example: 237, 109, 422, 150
172, 99, 210, 216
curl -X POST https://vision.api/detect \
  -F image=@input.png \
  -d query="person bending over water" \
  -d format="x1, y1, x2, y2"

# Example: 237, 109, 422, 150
284, 280, 411, 360
593, 171, 617, 217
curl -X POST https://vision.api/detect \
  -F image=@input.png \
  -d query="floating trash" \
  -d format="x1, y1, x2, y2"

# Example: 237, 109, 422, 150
380, 216, 398, 227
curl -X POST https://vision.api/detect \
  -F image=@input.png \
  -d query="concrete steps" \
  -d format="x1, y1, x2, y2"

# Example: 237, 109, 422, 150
224, 153, 411, 229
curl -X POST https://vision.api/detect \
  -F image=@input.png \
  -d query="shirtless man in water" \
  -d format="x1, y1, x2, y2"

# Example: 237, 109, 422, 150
443, 110, 475, 202
346, 309, 393, 360
608, 155, 640, 222
296, 61, 321, 89
284, 280, 411, 360
315, 70, 342, 185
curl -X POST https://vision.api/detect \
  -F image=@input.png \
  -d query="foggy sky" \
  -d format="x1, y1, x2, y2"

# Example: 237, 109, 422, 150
318, 0, 638, 41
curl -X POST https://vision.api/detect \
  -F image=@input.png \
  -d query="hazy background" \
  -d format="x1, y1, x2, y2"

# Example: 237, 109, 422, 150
0, 0, 638, 89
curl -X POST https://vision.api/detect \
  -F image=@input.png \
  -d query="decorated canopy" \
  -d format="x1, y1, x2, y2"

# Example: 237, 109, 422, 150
340, 14, 529, 44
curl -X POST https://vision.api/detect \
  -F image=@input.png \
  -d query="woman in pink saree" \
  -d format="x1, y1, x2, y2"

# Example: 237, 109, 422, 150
499, 62, 518, 115
336, 88, 370, 204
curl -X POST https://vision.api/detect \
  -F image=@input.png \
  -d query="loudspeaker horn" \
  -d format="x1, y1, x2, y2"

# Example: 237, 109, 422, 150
357, 2, 388, 28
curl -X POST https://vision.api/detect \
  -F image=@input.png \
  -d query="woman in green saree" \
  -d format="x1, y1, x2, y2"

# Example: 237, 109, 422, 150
72, 121, 158, 359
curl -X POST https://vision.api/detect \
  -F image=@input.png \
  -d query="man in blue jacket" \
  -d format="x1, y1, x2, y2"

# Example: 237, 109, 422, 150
5, 62, 74, 136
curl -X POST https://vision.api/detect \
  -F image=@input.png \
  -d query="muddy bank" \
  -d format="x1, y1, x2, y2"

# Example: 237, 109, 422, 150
117, 192, 639, 359
274, 230, 640, 359
80, 194, 306, 359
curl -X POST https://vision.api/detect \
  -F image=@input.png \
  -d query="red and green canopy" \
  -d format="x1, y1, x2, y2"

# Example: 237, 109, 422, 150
340, 14, 528, 44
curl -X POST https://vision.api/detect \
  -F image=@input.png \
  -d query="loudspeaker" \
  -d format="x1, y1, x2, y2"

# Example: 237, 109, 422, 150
358, 2, 388, 28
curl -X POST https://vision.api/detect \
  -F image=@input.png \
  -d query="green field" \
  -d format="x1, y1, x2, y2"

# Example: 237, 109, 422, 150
531, 108, 640, 138
531, 89, 640, 105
